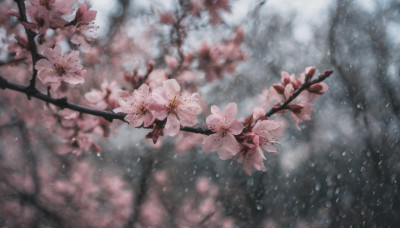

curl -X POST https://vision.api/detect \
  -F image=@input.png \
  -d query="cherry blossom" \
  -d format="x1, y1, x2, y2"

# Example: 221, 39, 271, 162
66, 2, 98, 49
25, 5, 50, 35
197, 30, 245, 82
252, 120, 280, 153
35, 45, 86, 90
202, 102, 244, 159
259, 87, 282, 110
149, 79, 202, 136
114, 84, 155, 128
237, 145, 266, 175
85, 81, 119, 110
203, 0, 231, 25
29, 0, 75, 29
288, 103, 313, 130
237, 119, 280, 175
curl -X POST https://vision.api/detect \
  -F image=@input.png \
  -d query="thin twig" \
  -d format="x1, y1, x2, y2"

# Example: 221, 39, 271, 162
15, 0, 41, 91
0, 58, 27, 66
265, 70, 333, 117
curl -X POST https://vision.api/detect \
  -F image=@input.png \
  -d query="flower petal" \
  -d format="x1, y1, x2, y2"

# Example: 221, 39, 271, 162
229, 120, 244, 135
202, 133, 223, 153
221, 133, 240, 155
223, 102, 238, 122
125, 113, 144, 127
162, 79, 180, 100
164, 114, 180, 136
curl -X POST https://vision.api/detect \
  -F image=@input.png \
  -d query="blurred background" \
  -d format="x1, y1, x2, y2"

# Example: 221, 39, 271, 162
0, 0, 399, 227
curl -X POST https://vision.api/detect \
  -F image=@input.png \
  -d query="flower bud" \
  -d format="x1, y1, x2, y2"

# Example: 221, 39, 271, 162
281, 71, 291, 85
305, 66, 316, 81
309, 83, 323, 92
288, 104, 304, 113
291, 77, 302, 89
272, 83, 285, 94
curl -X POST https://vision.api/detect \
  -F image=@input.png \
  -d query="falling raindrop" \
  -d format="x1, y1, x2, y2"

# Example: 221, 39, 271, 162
325, 201, 332, 208
315, 183, 321, 191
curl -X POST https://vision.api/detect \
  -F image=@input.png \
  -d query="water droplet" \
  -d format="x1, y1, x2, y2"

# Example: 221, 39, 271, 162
256, 204, 263, 210
325, 201, 332, 208
315, 183, 321, 191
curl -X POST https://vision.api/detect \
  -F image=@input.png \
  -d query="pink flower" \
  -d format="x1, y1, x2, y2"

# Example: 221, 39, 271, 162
251, 106, 266, 125
288, 103, 312, 130
25, 5, 50, 35
35, 45, 85, 90
85, 81, 119, 110
149, 79, 201, 136
252, 120, 280, 153
114, 84, 155, 128
202, 102, 244, 159
29, 0, 75, 29
67, 2, 98, 49
237, 146, 266, 175
237, 119, 280, 175
258, 87, 282, 110
148, 69, 168, 89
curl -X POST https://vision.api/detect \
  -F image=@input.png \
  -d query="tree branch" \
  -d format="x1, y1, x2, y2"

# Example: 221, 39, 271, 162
15, 0, 41, 90
0, 70, 332, 136
265, 70, 333, 117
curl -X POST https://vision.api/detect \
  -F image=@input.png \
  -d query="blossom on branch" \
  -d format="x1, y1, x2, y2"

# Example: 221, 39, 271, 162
202, 102, 243, 159
114, 84, 155, 128
65, 2, 98, 49
288, 103, 313, 130
237, 107, 280, 175
35, 45, 86, 91
85, 81, 119, 110
149, 79, 202, 136
29, 0, 76, 29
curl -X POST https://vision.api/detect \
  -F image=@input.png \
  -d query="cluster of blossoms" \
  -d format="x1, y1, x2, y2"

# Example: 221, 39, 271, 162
8, 0, 97, 47
268, 67, 329, 129
32, 43, 328, 174
114, 79, 202, 139
136, 171, 235, 227
0, 0, 331, 176
201, 66, 328, 174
